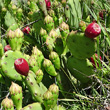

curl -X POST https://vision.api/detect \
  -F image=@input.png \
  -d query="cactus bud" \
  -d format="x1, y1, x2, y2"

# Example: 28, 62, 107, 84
14, 28, 24, 38
1, 97, 14, 110
49, 29, 58, 41
49, 51, 60, 69
7, 30, 15, 39
43, 58, 57, 76
35, 69, 44, 83
9, 82, 22, 110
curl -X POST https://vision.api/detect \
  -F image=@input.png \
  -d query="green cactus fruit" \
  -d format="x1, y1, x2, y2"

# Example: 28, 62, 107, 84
54, 105, 66, 110
40, 28, 48, 42
28, 56, 39, 73
49, 51, 60, 69
29, 1, 39, 12
67, 56, 94, 84
35, 69, 44, 83
48, 9, 58, 27
25, 70, 43, 102
43, 58, 57, 76
1, 97, 14, 110
37, 0, 48, 16
79, 20, 87, 32
49, 84, 59, 107
45, 36, 55, 52
9, 82, 22, 110
12, 5, 17, 14
59, 22, 69, 41
20, 102, 44, 110
16, 8, 23, 21
14, 28, 24, 51
43, 90, 54, 110
0, 43, 4, 57
1, 50, 25, 81
32, 46, 44, 68
49, 29, 58, 42
1, 7, 7, 18
66, 31, 96, 59
7, 30, 17, 51
44, 15, 54, 32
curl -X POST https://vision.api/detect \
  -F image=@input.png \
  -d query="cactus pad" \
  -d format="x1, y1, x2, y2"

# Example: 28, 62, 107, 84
67, 56, 94, 84
1, 50, 25, 81
66, 31, 96, 59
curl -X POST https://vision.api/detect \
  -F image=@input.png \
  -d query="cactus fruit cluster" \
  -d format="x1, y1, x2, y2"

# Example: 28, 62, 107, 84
0, 0, 107, 109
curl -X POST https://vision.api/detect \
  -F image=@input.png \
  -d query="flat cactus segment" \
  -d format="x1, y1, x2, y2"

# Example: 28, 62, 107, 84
67, 56, 94, 84
1, 50, 25, 81
66, 31, 96, 59
25, 71, 43, 102
21, 102, 44, 110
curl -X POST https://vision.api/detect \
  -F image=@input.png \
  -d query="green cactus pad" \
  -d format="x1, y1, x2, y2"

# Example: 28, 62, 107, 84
66, 31, 96, 59
1, 50, 25, 81
67, 56, 94, 84
21, 102, 44, 110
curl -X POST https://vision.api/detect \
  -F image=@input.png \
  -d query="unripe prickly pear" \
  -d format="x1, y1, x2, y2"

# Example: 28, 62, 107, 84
14, 28, 24, 51
35, 69, 44, 83
29, 56, 39, 73
44, 15, 54, 32
1, 97, 14, 110
40, 28, 48, 42
12, 5, 17, 15
32, 46, 44, 69
59, 22, 69, 41
16, 8, 23, 21
49, 51, 60, 69
85, 22, 101, 38
43, 90, 53, 110
43, 58, 57, 76
79, 20, 87, 32
49, 84, 59, 108
4, 45, 12, 52
14, 58, 29, 76
49, 29, 58, 41
9, 82, 22, 110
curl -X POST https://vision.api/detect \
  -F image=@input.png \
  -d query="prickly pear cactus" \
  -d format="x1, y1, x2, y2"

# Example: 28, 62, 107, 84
67, 56, 94, 84
66, 31, 96, 59
1, 50, 25, 81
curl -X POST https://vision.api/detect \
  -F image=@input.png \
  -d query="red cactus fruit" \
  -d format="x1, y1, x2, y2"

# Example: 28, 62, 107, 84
4, 45, 11, 52
85, 22, 101, 38
90, 53, 102, 68
14, 58, 29, 76
45, 0, 51, 10
99, 11, 104, 20
22, 26, 30, 34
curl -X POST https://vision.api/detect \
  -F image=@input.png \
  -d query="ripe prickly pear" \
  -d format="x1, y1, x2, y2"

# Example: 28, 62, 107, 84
4, 45, 11, 52
9, 82, 22, 110
90, 53, 102, 68
45, 0, 51, 10
1, 97, 14, 110
14, 58, 29, 76
85, 22, 101, 38
49, 51, 60, 69
22, 26, 30, 34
